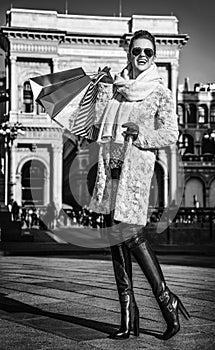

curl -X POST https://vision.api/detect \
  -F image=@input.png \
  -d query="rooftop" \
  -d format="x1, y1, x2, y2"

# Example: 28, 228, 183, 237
5, 8, 179, 35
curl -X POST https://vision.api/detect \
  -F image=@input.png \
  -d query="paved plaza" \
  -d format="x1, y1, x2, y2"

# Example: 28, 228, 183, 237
0, 255, 214, 350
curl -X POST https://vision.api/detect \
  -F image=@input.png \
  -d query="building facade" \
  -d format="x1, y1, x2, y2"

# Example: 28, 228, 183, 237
178, 81, 215, 208
0, 8, 189, 211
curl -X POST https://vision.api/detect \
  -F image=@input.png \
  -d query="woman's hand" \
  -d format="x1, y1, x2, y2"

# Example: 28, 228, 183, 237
98, 66, 113, 84
122, 122, 139, 141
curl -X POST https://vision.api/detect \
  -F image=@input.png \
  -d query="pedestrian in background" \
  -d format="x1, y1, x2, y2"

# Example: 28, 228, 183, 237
45, 201, 57, 229
11, 200, 20, 221
90, 30, 190, 340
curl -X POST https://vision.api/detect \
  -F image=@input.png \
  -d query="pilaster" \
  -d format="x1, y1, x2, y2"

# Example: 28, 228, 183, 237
10, 55, 18, 112
170, 144, 178, 204
52, 143, 63, 210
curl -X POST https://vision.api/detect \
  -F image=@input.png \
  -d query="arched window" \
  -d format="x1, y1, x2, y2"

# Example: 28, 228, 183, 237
23, 81, 33, 113
187, 104, 197, 125
210, 104, 215, 125
177, 104, 184, 125
179, 133, 194, 155
202, 134, 215, 155
198, 104, 208, 124
21, 160, 45, 206
185, 177, 205, 207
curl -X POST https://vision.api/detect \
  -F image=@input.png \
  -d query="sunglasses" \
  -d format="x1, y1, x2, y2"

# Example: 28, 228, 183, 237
131, 47, 154, 58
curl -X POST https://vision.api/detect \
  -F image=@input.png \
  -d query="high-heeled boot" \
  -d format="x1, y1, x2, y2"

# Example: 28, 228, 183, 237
110, 243, 139, 339
125, 235, 190, 340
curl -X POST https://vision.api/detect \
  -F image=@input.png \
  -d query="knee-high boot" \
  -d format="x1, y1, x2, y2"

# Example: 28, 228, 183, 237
125, 236, 190, 340
110, 243, 139, 339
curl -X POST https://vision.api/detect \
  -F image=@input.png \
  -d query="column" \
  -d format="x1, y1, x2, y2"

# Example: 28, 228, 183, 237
4, 141, 9, 205
171, 61, 179, 109
9, 143, 16, 202
163, 172, 169, 207
170, 144, 178, 204
10, 56, 18, 112
52, 143, 63, 210
52, 58, 59, 73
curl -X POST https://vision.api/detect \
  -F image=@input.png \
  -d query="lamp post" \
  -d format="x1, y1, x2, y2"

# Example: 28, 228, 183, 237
0, 121, 25, 206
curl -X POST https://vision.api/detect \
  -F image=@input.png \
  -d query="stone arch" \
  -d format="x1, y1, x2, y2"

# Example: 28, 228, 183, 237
16, 156, 49, 206
18, 70, 43, 87
184, 177, 205, 207
16, 155, 49, 177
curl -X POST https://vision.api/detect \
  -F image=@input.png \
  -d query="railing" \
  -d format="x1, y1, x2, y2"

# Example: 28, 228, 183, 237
182, 154, 215, 162
147, 206, 215, 243
8, 205, 215, 244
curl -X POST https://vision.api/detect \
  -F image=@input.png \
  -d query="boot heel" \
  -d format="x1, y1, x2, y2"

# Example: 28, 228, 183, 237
178, 299, 190, 320
133, 316, 139, 336
133, 308, 140, 336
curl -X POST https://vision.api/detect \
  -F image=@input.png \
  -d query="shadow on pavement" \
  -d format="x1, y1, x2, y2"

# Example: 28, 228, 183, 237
0, 292, 163, 340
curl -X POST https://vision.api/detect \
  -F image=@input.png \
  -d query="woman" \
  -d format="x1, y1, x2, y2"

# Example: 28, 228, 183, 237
89, 30, 190, 340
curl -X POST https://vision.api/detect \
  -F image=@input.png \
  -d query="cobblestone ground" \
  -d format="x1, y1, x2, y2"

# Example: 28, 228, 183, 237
0, 256, 214, 350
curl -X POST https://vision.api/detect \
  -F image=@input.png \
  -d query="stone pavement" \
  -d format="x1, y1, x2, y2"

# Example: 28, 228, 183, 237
0, 256, 215, 350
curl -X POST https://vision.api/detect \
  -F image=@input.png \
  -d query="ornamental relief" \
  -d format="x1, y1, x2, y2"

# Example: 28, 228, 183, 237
11, 42, 58, 53
22, 129, 62, 140
17, 66, 50, 86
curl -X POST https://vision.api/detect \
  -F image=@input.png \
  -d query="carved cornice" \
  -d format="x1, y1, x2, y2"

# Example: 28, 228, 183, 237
1, 26, 189, 52
63, 34, 123, 46
1, 27, 66, 41
124, 33, 189, 48
17, 126, 63, 139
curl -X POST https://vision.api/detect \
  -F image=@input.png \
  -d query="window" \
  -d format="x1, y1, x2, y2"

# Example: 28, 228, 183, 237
187, 104, 197, 124
184, 178, 205, 207
177, 104, 184, 125
36, 103, 45, 114
202, 134, 215, 155
210, 105, 215, 124
198, 105, 208, 124
21, 160, 45, 206
179, 133, 194, 154
23, 81, 33, 113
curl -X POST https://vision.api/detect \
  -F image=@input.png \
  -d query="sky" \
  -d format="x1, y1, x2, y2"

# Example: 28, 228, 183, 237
0, 0, 215, 88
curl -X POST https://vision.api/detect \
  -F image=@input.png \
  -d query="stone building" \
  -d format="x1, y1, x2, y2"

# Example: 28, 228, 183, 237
178, 81, 215, 208
0, 8, 188, 211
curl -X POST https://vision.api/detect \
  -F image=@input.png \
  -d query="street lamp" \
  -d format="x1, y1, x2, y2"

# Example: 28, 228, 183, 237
203, 129, 215, 140
0, 121, 25, 206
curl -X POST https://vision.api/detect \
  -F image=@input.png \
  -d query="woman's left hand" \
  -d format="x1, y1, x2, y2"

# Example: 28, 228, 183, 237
122, 122, 139, 141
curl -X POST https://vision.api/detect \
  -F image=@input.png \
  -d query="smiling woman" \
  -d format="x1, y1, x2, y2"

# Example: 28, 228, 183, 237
89, 29, 190, 341
128, 30, 156, 78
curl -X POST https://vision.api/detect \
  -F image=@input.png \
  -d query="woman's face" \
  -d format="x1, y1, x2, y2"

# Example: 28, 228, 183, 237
128, 37, 155, 78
